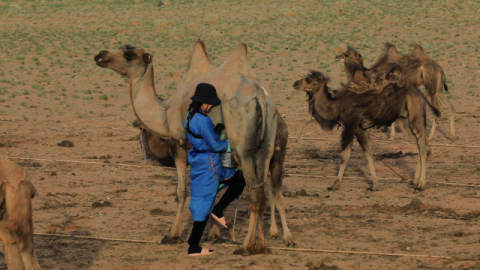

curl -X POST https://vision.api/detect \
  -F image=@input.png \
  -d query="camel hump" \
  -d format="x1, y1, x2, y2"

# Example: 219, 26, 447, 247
221, 42, 254, 76
384, 43, 401, 61
410, 44, 428, 59
186, 39, 214, 72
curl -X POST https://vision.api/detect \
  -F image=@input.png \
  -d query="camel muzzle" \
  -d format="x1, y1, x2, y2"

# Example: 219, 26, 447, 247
94, 51, 109, 67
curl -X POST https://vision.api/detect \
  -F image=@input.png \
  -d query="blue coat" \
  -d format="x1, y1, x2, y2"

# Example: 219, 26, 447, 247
184, 111, 236, 221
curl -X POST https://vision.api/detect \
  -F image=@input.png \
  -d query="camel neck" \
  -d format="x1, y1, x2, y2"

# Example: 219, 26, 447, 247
129, 63, 170, 137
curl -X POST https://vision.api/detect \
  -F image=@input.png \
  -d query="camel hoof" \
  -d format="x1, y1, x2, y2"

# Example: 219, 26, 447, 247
414, 187, 425, 192
233, 247, 252, 256
233, 247, 272, 256
286, 240, 297, 247
270, 234, 279, 239
161, 235, 183, 244
327, 185, 340, 191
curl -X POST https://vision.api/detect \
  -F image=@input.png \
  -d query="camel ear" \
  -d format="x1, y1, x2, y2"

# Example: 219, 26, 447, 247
143, 53, 152, 64
411, 44, 427, 59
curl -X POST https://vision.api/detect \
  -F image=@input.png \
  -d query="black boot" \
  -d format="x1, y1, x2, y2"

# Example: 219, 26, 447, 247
187, 219, 208, 254
212, 170, 246, 219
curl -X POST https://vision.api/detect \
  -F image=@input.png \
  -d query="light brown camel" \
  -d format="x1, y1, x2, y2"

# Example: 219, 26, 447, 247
132, 107, 294, 246
0, 158, 42, 270
94, 40, 295, 254
336, 44, 455, 142
293, 65, 439, 191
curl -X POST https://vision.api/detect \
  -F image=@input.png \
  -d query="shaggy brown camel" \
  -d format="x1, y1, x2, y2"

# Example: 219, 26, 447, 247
293, 65, 439, 191
0, 158, 42, 270
336, 44, 455, 142
94, 40, 295, 253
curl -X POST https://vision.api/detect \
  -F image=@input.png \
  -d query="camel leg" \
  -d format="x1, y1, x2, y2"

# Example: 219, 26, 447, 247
161, 145, 188, 244
427, 95, 440, 142
356, 129, 378, 191
19, 234, 42, 270
0, 222, 23, 270
274, 187, 295, 246
415, 133, 429, 190
437, 92, 456, 143
269, 159, 295, 246
268, 185, 279, 240
234, 172, 270, 256
329, 126, 357, 191
389, 122, 396, 141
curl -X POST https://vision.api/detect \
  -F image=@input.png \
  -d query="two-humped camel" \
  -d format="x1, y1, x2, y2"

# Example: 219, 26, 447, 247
336, 44, 455, 142
94, 40, 295, 254
0, 158, 42, 270
293, 63, 438, 191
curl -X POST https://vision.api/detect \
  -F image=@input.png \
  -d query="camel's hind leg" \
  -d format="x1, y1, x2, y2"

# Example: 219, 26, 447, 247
19, 234, 42, 270
234, 184, 270, 255
437, 92, 456, 143
269, 162, 295, 246
405, 113, 429, 190
389, 122, 396, 140
161, 145, 188, 244
356, 129, 378, 191
0, 220, 23, 270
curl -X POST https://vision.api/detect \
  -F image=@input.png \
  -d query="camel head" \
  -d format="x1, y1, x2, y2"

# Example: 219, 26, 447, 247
335, 47, 364, 65
94, 45, 153, 78
293, 70, 330, 100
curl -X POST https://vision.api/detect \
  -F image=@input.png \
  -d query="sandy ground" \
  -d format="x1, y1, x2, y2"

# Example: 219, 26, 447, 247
1, 0, 480, 269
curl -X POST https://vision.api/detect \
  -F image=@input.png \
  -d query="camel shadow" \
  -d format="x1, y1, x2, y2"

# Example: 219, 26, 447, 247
0, 236, 104, 270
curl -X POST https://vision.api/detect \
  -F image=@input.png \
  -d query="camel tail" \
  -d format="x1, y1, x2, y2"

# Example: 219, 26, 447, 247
422, 92, 441, 118
247, 85, 268, 154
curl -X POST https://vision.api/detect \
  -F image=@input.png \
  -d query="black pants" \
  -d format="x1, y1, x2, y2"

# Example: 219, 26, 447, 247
187, 170, 246, 252
212, 170, 246, 218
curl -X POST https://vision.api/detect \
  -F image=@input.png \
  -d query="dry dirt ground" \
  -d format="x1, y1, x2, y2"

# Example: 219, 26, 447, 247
1, 0, 480, 269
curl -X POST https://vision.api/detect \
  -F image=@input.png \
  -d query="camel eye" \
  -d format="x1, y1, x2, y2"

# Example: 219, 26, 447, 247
306, 78, 311, 83
344, 52, 350, 57
124, 51, 136, 61
358, 54, 362, 58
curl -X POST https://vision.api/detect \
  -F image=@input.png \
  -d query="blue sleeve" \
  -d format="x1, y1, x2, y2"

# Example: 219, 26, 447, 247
198, 116, 229, 153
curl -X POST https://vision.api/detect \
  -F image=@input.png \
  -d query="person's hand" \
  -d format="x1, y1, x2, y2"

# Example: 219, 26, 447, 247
226, 140, 231, 153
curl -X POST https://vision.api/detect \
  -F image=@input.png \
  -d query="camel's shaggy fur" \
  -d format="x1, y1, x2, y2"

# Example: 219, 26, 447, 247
293, 66, 438, 191
336, 44, 455, 142
0, 158, 41, 270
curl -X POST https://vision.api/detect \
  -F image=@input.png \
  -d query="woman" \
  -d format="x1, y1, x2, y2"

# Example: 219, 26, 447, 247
184, 83, 246, 256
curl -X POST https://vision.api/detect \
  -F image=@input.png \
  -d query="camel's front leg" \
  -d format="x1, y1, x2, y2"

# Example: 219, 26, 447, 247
356, 129, 378, 191
328, 128, 357, 191
161, 145, 188, 244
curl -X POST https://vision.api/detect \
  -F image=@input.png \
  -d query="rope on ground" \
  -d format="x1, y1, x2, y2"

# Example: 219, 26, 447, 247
375, 158, 409, 181
214, 243, 452, 259
34, 233, 160, 244
284, 173, 480, 188
6, 156, 177, 171
288, 137, 480, 148
34, 233, 451, 259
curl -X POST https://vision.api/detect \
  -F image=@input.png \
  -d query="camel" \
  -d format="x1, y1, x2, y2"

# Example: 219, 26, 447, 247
132, 119, 175, 167
0, 158, 42, 270
94, 40, 295, 254
132, 116, 294, 246
336, 44, 455, 142
293, 65, 439, 191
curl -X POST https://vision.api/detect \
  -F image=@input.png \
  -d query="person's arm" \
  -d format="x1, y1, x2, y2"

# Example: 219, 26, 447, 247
198, 116, 229, 153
